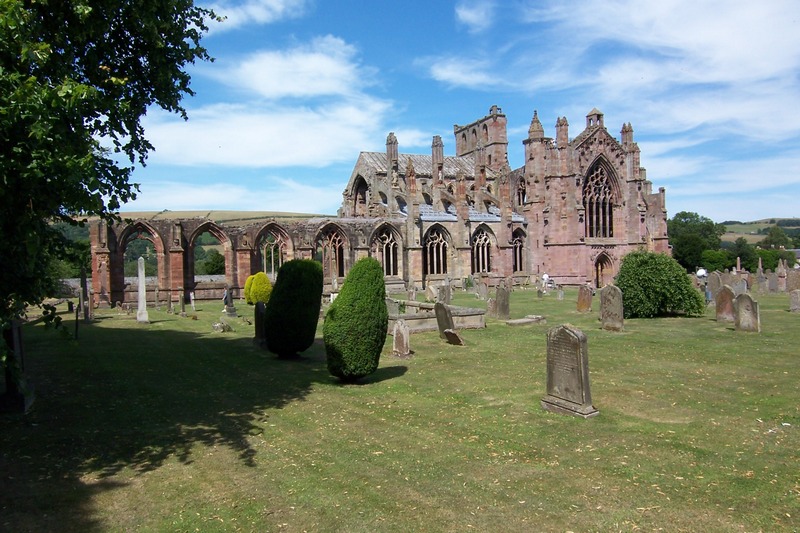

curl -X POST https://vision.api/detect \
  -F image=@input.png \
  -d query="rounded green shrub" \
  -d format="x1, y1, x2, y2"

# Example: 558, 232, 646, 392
263, 259, 323, 358
615, 250, 705, 318
323, 257, 388, 382
249, 271, 272, 304
243, 274, 255, 304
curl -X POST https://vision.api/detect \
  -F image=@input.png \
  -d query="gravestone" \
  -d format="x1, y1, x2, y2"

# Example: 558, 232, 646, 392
537, 288, 544, 299
786, 270, 800, 292
254, 302, 267, 347
224, 286, 237, 317
557, 289, 564, 301
576, 285, 593, 313
179, 287, 186, 314
434, 302, 455, 339
486, 298, 497, 318
768, 272, 778, 293
599, 284, 624, 332
437, 281, 452, 305
392, 319, 412, 358
715, 285, 735, 322
495, 281, 511, 320
734, 293, 760, 333
385, 298, 400, 316
476, 281, 488, 300
731, 279, 748, 297
136, 257, 149, 324
0, 320, 34, 413
425, 284, 438, 303
443, 329, 465, 346
707, 271, 722, 301
541, 324, 599, 418
790, 290, 800, 312
189, 291, 196, 311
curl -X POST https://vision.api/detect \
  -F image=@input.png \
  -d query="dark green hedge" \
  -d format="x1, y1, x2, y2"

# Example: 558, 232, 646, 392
323, 257, 387, 382
263, 259, 323, 358
615, 250, 705, 318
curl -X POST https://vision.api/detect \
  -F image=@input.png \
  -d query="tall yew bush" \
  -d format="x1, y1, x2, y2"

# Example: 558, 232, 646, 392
324, 257, 388, 382
615, 250, 705, 318
263, 259, 323, 358
249, 272, 272, 304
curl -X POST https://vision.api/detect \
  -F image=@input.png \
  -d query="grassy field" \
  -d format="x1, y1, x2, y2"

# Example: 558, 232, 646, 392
1, 290, 798, 532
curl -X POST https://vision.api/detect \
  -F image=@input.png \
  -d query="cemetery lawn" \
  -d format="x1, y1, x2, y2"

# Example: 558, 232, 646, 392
1, 290, 799, 532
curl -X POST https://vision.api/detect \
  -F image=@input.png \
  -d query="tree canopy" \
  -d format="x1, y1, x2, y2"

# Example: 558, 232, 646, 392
667, 211, 726, 272
0, 0, 215, 328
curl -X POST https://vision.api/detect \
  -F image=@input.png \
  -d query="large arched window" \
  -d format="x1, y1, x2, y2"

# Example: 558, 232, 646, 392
512, 229, 525, 272
583, 162, 615, 238
257, 228, 287, 279
471, 228, 492, 274
423, 227, 448, 276
373, 227, 399, 276
317, 227, 346, 280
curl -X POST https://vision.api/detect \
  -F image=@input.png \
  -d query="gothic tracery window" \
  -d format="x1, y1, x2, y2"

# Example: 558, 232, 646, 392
583, 163, 615, 238
471, 228, 492, 274
258, 229, 287, 279
512, 230, 525, 272
424, 227, 448, 276
318, 228, 346, 280
374, 228, 399, 276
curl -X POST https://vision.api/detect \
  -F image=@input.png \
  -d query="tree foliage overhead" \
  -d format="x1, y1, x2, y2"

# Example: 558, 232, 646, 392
668, 211, 726, 272
0, 0, 215, 327
615, 250, 705, 319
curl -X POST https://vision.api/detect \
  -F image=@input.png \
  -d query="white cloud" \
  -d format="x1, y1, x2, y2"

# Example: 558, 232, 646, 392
207, 0, 308, 32
420, 56, 499, 89
455, 1, 496, 33
209, 36, 377, 99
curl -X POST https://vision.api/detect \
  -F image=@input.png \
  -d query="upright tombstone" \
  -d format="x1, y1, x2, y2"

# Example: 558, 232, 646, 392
486, 298, 497, 318
731, 279, 748, 297
715, 285, 735, 322
179, 287, 186, 315
189, 291, 196, 312
476, 281, 488, 301
576, 285, 593, 313
437, 280, 452, 305
557, 288, 564, 301
434, 302, 455, 339
136, 257, 149, 324
767, 272, 778, 293
391, 319, 412, 358
541, 324, 599, 418
790, 289, 800, 313
707, 271, 722, 301
425, 284, 438, 303
224, 286, 237, 317
734, 293, 761, 333
599, 284, 624, 332
495, 280, 511, 320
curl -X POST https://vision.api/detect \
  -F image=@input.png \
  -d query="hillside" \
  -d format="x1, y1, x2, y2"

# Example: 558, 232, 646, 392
720, 218, 800, 244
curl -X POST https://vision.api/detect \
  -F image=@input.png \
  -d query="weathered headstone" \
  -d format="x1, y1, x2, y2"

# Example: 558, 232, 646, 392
385, 298, 400, 316
486, 298, 497, 318
224, 286, 237, 317
495, 281, 511, 320
179, 287, 186, 314
437, 281, 452, 305
425, 284, 438, 303
392, 319, 412, 358
190, 291, 196, 311
734, 293, 760, 333
537, 288, 544, 299
474, 281, 487, 300
599, 284, 624, 332
443, 328, 465, 346
576, 285, 593, 313
557, 288, 564, 301
541, 324, 599, 418
254, 302, 267, 346
707, 271, 722, 301
715, 285, 735, 322
768, 272, 778, 293
434, 302, 455, 339
786, 270, 800, 292
790, 289, 800, 312
731, 279, 748, 297
136, 257, 149, 324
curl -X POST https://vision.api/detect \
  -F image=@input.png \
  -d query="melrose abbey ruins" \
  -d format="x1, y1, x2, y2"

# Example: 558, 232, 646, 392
89, 106, 670, 305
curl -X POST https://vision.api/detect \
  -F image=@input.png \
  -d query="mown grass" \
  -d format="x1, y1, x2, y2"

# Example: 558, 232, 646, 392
1, 289, 798, 532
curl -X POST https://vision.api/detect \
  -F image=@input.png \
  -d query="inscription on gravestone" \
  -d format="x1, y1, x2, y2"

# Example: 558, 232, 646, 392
734, 293, 760, 333
392, 319, 412, 358
541, 324, 598, 418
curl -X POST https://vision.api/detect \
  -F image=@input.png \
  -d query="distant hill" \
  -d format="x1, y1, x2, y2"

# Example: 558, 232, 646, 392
721, 218, 800, 244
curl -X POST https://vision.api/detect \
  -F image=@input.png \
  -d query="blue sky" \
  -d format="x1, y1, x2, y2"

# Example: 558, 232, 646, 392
123, 0, 800, 223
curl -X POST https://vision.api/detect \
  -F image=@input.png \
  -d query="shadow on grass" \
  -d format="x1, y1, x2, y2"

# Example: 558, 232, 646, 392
0, 313, 331, 532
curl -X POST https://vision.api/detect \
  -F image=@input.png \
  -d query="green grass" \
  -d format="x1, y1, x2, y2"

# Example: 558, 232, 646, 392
1, 290, 799, 532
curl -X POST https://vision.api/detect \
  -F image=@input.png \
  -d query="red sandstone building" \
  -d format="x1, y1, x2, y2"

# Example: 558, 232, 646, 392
90, 106, 670, 305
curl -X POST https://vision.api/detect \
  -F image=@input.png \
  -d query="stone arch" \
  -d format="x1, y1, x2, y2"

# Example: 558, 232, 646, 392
187, 221, 234, 285
583, 156, 620, 239
471, 224, 496, 274
370, 223, 402, 277
352, 176, 369, 217
254, 223, 293, 280
315, 223, 349, 282
512, 228, 527, 272
115, 220, 168, 303
593, 251, 614, 288
423, 224, 451, 278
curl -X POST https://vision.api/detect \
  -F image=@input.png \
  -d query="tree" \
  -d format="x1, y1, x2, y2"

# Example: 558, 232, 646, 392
324, 258, 388, 382
248, 272, 272, 304
1, 1, 215, 388
700, 249, 733, 273
758, 226, 791, 250
730, 238, 758, 272
200, 249, 226, 276
263, 260, 323, 359
667, 211, 726, 271
615, 251, 705, 318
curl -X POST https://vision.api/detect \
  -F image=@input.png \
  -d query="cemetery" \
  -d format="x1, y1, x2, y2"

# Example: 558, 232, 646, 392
1, 284, 798, 532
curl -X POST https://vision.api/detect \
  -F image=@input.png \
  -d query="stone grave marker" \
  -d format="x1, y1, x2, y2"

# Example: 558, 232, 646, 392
443, 329, 465, 346
495, 281, 511, 320
392, 319, 412, 358
731, 279, 748, 297
537, 288, 544, 299
790, 289, 800, 312
734, 293, 760, 333
599, 284, 624, 332
541, 324, 599, 418
136, 257, 149, 324
557, 288, 564, 301
254, 302, 266, 347
786, 270, 800, 291
707, 271, 722, 301
715, 285, 735, 322
768, 272, 778, 293
476, 281, 488, 300
425, 284, 438, 303
437, 281, 452, 305
190, 291, 196, 311
385, 298, 400, 316
576, 285, 593, 313
224, 286, 237, 317
486, 298, 496, 318
179, 287, 186, 314
434, 302, 455, 339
